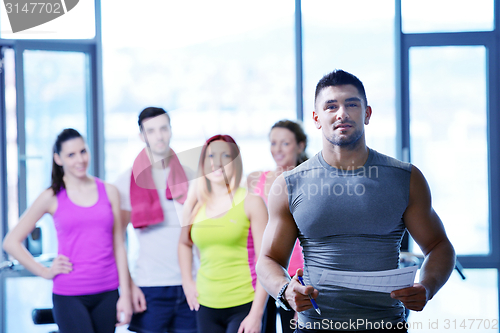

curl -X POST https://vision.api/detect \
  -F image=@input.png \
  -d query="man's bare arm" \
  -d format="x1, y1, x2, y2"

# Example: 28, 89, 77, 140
256, 175, 318, 312
391, 166, 455, 311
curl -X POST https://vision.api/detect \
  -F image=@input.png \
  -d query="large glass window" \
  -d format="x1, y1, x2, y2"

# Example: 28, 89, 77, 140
402, 0, 495, 34
21, 50, 89, 254
101, 0, 297, 183
408, 269, 498, 332
302, 0, 397, 157
23, 51, 88, 204
409, 46, 488, 255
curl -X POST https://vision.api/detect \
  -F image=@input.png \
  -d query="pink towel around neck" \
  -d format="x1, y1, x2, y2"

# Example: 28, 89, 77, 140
130, 148, 188, 228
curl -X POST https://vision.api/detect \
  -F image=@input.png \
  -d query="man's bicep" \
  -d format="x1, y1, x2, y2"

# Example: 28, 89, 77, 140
261, 176, 298, 268
404, 166, 449, 255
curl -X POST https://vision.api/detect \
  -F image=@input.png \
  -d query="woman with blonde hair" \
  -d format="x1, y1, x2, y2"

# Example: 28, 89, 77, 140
179, 134, 268, 333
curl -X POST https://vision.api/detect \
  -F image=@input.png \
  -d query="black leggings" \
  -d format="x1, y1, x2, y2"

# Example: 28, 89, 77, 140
196, 302, 252, 333
52, 289, 119, 333
262, 296, 296, 333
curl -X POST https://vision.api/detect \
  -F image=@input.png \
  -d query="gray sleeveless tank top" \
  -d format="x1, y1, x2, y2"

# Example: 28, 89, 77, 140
283, 148, 412, 329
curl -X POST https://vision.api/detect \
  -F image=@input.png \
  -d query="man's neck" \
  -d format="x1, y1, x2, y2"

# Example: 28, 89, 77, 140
322, 138, 370, 170
148, 149, 172, 169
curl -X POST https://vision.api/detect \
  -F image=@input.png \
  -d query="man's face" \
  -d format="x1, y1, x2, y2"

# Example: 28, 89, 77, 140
313, 84, 371, 148
140, 114, 172, 156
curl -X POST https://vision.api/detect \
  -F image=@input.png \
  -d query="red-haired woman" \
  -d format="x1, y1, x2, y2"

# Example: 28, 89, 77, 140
179, 135, 268, 333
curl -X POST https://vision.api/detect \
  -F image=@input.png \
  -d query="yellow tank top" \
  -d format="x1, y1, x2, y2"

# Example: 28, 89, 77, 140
190, 187, 256, 308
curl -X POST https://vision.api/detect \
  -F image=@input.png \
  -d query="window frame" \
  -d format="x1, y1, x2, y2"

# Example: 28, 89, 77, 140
396, 0, 500, 267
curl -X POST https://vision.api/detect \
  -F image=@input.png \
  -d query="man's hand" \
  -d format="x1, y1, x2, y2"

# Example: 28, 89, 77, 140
390, 283, 429, 311
285, 268, 319, 313
131, 282, 147, 313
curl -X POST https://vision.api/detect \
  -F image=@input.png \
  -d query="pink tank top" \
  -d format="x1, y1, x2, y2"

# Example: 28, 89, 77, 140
255, 171, 304, 277
52, 178, 119, 296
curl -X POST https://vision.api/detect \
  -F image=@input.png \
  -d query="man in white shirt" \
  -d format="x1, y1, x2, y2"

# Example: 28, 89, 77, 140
114, 107, 197, 333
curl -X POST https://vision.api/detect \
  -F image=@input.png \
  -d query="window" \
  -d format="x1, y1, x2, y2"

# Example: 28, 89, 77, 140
402, 0, 495, 34
409, 46, 489, 255
102, 0, 297, 181
399, 0, 499, 329
408, 269, 498, 332
302, 0, 397, 157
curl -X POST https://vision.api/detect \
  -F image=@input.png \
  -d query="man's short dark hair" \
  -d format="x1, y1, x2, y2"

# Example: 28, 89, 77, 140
314, 70, 367, 107
138, 107, 170, 128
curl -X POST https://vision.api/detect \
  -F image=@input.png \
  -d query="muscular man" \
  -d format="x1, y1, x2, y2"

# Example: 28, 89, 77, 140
114, 107, 197, 333
256, 70, 455, 332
